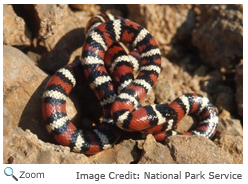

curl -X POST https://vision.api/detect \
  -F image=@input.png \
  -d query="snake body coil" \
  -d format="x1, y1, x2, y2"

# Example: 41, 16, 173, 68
42, 13, 218, 154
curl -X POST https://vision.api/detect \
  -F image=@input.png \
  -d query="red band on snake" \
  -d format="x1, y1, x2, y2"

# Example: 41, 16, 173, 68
42, 13, 218, 154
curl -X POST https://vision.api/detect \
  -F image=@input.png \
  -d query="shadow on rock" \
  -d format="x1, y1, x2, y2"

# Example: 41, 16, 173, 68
37, 28, 85, 75
18, 76, 55, 143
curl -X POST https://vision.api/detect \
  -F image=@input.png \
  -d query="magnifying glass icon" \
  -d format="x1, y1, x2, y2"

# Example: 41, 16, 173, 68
4, 167, 18, 181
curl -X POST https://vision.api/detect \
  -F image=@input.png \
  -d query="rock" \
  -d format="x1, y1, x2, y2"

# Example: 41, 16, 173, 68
200, 70, 223, 96
167, 136, 234, 164
34, 4, 75, 73
217, 119, 243, 137
3, 106, 12, 138
3, 106, 13, 163
3, 45, 48, 140
70, 4, 101, 15
4, 128, 92, 164
218, 135, 243, 164
154, 58, 176, 104
141, 89, 155, 107
218, 109, 232, 120
127, 5, 195, 55
35, 4, 68, 40
192, 5, 243, 70
90, 139, 140, 164
215, 119, 243, 164
138, 135, 176, 164
154, 79, 174, 104
89, 149, 118, 164
215, 92, 236, 114
193, 65, 209, 77
235, 61, 243, 117
3, 4, 32, 46
175, 116, 195, 133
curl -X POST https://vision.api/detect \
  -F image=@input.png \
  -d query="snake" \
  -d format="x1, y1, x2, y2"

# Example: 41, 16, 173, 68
42, 13, 219, 155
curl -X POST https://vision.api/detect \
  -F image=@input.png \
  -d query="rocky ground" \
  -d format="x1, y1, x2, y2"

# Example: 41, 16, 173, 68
3, 4, 243, 164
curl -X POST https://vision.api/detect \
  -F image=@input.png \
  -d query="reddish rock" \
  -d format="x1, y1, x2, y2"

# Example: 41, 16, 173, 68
5, 128, 91, 164
3, 4, 32, 46
90, 139, 140, 164
138, 135, 175, 164
3, 45, 47, 136
154, 58, 176, 104
35, 4, 68, 40
217, 119, 243, 137
3, 106, 13, 163
219, 135, 243, 164
167, 136, 234, 164
216, 119, 243, 164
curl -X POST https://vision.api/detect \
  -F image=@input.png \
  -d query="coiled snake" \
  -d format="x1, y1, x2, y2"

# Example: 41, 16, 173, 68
42, 13, 218, 154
